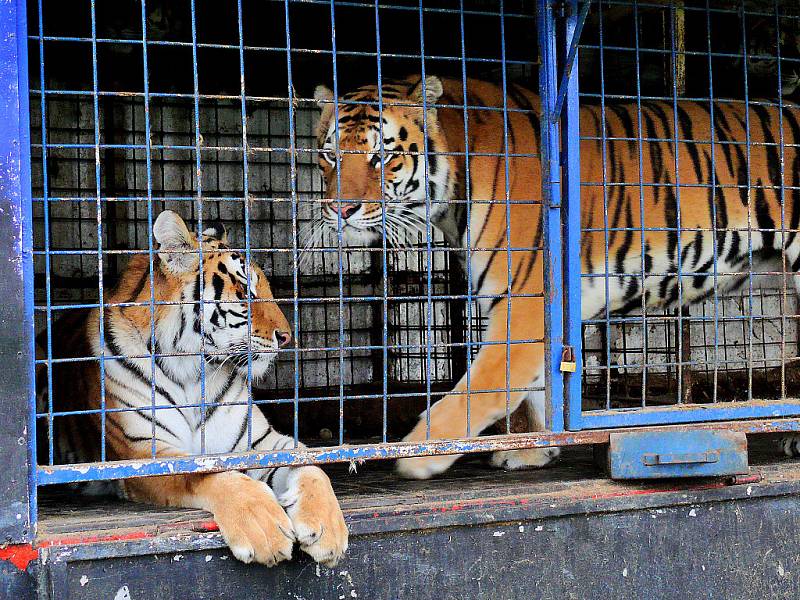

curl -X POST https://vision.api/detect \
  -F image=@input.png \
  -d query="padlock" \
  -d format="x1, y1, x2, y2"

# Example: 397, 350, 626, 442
560, 345, 577, 373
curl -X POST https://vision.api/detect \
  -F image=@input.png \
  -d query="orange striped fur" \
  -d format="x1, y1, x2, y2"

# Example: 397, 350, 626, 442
314, 75, 800, 478
39, 211, 347, 565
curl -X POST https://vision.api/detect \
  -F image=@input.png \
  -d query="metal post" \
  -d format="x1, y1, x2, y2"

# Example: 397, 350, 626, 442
562, 0, 584, 430
0, 0, 36, 543
668, 1, 693, 404
538, 0, 566, 432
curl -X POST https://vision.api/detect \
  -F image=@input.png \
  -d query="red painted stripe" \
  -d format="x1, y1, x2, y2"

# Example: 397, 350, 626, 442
38, 519, 221, 548
39, 530, 152, 548
0, 545, 39, 571
0, 519, 219, 571
584, 481, 729, 501
189, 520, 220, 533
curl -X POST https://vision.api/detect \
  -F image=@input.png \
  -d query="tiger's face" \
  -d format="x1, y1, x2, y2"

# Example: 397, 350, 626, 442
312, 76, 454, 247
153, 210, 291, 378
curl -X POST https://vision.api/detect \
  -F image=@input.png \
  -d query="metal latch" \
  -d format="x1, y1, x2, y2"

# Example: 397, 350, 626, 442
560, 346, 577, 373
642, 451, 720, 466
605, 431, 748, 480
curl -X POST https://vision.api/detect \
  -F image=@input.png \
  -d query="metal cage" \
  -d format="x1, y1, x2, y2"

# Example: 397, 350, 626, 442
2, 0, 800, 546
572, 0, 800, 429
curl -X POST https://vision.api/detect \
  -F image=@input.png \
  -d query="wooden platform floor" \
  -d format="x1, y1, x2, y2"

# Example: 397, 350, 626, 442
36, 433, 800, 548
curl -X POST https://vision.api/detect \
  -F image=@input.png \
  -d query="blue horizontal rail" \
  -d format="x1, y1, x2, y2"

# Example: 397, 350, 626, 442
579, 401, 800, 430
37, 415, 800, 486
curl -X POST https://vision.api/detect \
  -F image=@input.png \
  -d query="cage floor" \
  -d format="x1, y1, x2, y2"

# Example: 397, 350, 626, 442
35, 435, 798, 548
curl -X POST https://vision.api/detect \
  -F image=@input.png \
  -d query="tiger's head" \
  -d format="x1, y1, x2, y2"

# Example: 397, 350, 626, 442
312, 76, 455, 247
149, 210, 291, 378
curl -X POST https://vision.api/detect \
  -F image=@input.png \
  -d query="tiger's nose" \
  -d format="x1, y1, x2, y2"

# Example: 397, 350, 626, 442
331, 202, 360, 220
274, 330, 292, 348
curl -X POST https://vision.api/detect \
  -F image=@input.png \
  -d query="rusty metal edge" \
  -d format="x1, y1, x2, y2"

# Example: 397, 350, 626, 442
37, 417, 800, 485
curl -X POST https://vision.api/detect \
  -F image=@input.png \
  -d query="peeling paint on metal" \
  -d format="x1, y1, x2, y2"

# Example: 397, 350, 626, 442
0, 544, 37, 570
113, 585, 131, 600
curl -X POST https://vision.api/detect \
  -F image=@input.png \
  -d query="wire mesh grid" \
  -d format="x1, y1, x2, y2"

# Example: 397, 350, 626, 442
576, 0, 800, 421
28, 0, 800, 486
28, 0, 548, 485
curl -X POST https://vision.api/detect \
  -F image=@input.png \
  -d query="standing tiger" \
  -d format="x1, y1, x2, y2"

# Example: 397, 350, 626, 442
312, 75, 800, 479
40, 210, 348, 566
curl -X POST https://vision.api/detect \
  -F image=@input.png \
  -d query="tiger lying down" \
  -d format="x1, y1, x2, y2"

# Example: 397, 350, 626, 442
40, 210, 347, 567
312, 75, 800, 479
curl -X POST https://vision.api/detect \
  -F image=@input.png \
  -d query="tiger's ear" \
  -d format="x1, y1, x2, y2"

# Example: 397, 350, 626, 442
313, 84, 336, 139
202, 221, 228, 245
153, 210, 199, 274
408, 75, 443, 106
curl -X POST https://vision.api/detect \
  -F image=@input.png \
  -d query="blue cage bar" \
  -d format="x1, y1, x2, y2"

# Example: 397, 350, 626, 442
24, 0, 564, 492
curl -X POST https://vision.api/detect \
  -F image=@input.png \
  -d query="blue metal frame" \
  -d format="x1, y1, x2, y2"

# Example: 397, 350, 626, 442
563, 0, 800, 431
562, 0, 584, 431
0, 0, 35, 543
606, 430, 748, 479
12, 0, 800, 494
23, 0, 570, 487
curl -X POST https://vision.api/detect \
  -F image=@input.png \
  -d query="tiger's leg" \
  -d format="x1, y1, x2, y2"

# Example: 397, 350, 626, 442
230, 409, 348, 567
396, 297, 546, 479
121, 457, 296, 566
489, 378, 560, 470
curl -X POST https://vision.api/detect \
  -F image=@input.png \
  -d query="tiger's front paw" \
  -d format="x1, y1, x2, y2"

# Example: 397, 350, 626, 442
395, 412, 464, 479
490, 447, 560, 470
780, 435, 800, 457
395, 453, 460, 480
279, 467, 348, 567
214, 475, 295, 566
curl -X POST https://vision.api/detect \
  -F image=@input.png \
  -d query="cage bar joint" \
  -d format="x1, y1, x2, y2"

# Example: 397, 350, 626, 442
552, 1, 573, 18
551, 0, 590, 123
